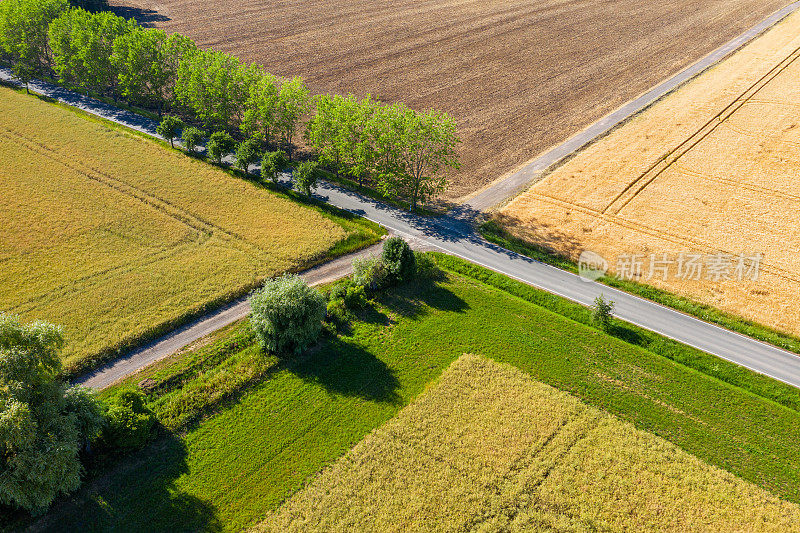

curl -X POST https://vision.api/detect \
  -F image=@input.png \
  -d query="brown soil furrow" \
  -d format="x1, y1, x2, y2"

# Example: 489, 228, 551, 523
107, 0, 789, 200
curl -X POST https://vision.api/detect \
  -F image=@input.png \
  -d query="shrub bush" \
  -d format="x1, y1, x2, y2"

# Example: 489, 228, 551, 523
414, 251, 440, 280
352, 256, 389, 291
101, 389, 156, 452
249, 274, 326, 355
345, 284, 367, 309
382, 237, 416, 283
592, 294, 614, 332
326, 298, 349, 326
328, 280, 350, 302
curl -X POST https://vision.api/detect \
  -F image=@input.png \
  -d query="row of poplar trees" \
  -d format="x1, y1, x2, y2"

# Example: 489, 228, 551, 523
0, 0, 460, 209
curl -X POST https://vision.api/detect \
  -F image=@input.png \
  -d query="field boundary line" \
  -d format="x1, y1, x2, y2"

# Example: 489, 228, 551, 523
601, 44, 800, 215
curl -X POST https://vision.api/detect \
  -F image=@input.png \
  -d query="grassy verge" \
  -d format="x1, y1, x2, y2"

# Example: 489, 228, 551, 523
481, 219, 800, 354
20, 254, 800, 531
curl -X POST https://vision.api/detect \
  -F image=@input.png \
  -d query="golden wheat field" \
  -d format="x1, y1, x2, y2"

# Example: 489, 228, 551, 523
257, 354, 800, 532
0, 87, 358, 372
500, 10, 800, 336
107, 0, 789, 201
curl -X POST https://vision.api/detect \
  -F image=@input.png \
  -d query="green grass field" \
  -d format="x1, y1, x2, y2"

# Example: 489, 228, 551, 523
0, 86, 381, 374
20, 255, 800, 532
263, 354, 800, 532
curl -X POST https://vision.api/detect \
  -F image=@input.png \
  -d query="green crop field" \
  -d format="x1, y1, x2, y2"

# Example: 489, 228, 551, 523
263, 354, 800, 532
22, 256, 800, 532
0, 87, 380, 373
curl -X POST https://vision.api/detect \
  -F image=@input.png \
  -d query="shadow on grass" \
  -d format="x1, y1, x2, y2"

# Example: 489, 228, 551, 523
27, 433, 220, 533
611, 322, 646, 346
286, 336, 402, 405
381, 278, 470, 319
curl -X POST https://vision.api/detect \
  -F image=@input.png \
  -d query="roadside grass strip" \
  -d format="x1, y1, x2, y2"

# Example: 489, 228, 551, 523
0, 86, 381, 374
259, 354, 800, 532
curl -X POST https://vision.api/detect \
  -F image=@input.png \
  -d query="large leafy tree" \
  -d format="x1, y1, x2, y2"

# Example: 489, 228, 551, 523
304, 94, 342, 175
0, 314, 103, 514
305, 93, 380, 185
276, 76, 311, 159
241, 72, 280, 145
376, 104, 460, 211
48, 8, 135, 96
111, 26, 176, 110
0, 0, 69, 90
249, 276, 325, 356
175, 48, 259, 130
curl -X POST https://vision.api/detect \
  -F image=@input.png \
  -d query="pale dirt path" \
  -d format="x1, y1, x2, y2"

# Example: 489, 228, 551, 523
76, 236, 433, 389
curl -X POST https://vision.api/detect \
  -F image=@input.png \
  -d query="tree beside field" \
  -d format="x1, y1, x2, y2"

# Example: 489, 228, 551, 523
235, 138, 261, 174
261, 150, 288, 184
376, 105, 460, 211
0, 0, 68, 90
207, 131, 236, 164
294, 160, 320, 196
241, 72, 280, 144
48, 8, 136, 97
306, 95, 460, 210
181, 126, 205, 154
175, 49, 259, 130
156, 115, 183, 148
276, 76, 311, 159
0, 314, 103, 514
111, 27, 195, 112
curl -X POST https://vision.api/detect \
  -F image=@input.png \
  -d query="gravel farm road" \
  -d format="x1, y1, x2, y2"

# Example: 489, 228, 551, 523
4, 2, 800, 389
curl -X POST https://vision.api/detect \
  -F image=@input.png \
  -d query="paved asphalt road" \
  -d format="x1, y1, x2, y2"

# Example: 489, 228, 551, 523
4, 2, 800, 389
463, 0, 800, 211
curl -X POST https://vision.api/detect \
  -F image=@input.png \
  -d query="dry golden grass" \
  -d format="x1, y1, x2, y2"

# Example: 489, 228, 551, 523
107, 0, 788, 200
256, 354, 800, 532
0, 87, 349, 371
500, 10, 800, 336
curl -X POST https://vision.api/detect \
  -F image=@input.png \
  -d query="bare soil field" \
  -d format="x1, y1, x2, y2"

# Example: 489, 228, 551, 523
258, 354, 800, 532
107, 0, 790, 201
499, 10, 800, 336
0, 87, 377, 372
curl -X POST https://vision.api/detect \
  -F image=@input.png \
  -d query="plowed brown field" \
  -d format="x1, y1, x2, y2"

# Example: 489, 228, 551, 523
500, 10, 800, 336
108, 0, 789, 200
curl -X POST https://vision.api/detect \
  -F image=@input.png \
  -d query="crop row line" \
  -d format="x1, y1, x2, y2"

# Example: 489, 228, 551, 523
525, 190, 800, 284
601, 43, 800, 216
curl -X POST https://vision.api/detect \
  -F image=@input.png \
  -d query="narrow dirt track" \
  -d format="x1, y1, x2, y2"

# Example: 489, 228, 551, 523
108, 0, 790, 200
